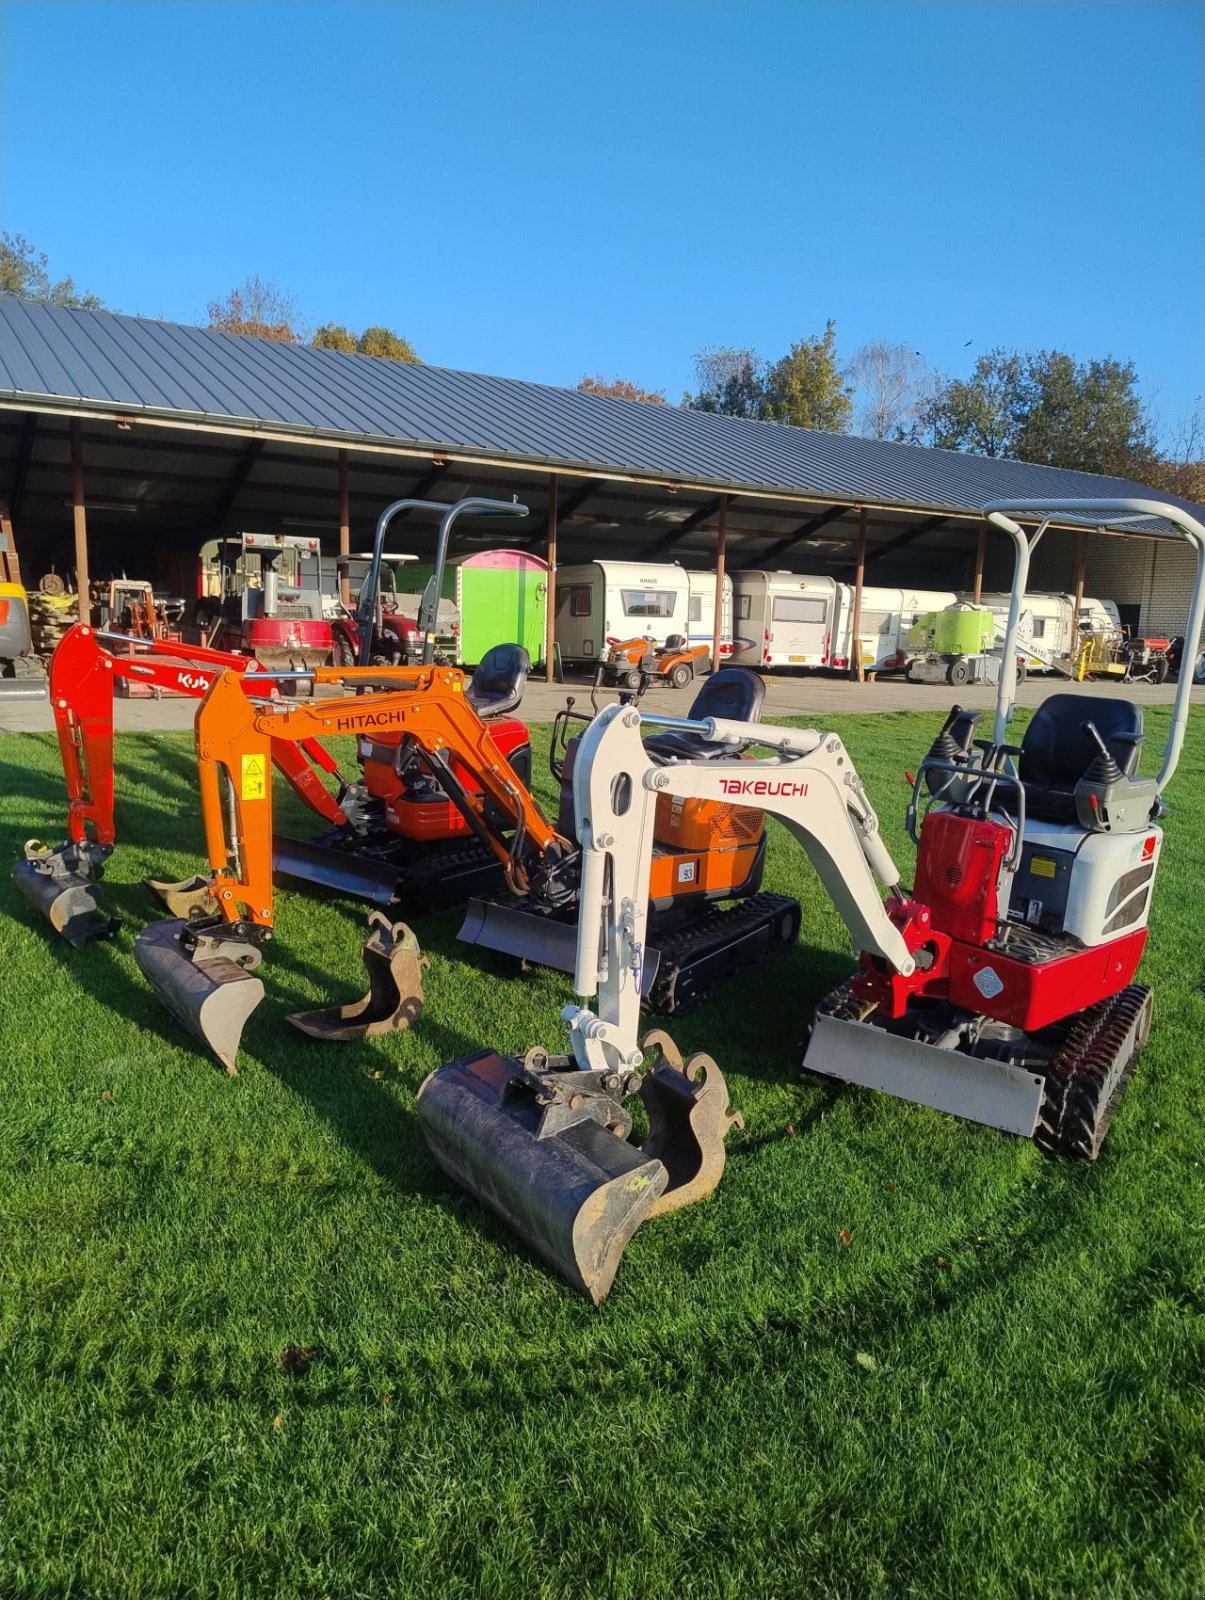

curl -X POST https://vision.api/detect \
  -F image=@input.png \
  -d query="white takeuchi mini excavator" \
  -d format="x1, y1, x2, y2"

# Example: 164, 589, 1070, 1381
416, 498, 1205, 1303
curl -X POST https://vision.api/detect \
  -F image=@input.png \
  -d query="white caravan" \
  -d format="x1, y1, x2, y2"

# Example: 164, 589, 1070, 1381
732, 571, 956, 672
555, 560, 733, 665
977, 591, 1121, 671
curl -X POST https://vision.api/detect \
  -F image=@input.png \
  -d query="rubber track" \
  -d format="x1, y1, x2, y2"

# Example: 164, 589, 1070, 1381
648, 891, 800, 1016
1033, 984, 1153, 1161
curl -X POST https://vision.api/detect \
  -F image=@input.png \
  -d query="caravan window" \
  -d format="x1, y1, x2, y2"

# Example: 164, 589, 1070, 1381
688, 597, 702, 622
735, 594, 752, 620
772, 595, 827, 624
860, 610, 891, 637
1032, 618, 1047, 639
622, 589, 676, 618
569, 586, 592, 617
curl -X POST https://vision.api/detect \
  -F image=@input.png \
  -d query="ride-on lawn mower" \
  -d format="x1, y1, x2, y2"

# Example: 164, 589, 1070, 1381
602, 633, 712, 690
459, 667, 801, 1014
11, 623, 349, 947
416, 498, 1204, 1303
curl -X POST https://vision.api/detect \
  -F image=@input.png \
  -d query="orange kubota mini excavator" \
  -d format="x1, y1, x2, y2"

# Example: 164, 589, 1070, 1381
11, 622, 351, 947
133, 661, 577, 1073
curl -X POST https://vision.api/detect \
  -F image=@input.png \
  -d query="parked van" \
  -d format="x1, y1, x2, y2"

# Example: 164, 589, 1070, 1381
731, 570, 956, 672
555, 560, 732, 665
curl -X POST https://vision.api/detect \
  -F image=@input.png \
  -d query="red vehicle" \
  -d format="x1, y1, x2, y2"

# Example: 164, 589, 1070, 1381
196, 533, 333, 679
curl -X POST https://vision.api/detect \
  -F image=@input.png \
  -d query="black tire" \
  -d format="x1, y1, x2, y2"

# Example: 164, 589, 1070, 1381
947, 657, 971, 686
1193, 651, 1205, 686
1015, 660, 1027, 685
1151, 654, 1170, 685
333, 632, 356, 668
669, 663, 692, 689
624, 668, 643, 691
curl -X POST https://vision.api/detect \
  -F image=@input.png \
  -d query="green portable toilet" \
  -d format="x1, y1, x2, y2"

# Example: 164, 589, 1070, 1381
454, 549, 548, 667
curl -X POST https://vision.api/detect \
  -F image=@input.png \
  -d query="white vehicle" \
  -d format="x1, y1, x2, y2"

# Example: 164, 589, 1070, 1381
731, 570, 956, 672
977, 591, 1121, 671
555, 560, 732, 665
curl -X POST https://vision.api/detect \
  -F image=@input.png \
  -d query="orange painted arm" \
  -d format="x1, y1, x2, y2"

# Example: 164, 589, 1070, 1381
192, 663, 563, 928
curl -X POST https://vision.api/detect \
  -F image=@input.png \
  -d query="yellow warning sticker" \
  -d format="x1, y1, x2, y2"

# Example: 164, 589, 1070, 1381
241, 753, 267, 801
1030, 856, 1056, 879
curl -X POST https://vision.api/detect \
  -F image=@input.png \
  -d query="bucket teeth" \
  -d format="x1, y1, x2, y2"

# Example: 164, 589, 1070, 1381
133, 917, 265, 1075
144, 874, 216, 920
11, 839, 120, 947
287, 915, 428, 1042
638, 1029, 743, 1219
416, 1035, 741, 1304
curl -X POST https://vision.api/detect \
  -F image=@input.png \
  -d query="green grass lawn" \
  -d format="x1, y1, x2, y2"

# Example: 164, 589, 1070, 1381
1, 707, 1203, 1600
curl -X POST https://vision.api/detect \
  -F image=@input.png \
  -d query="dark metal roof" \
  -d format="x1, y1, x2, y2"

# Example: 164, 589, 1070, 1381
0, 296, 1199, 525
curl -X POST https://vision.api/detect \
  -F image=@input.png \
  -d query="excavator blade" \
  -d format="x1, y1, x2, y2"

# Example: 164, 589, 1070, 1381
133, 918, 265, 1075
144, 874, 216, 919
271, 834, 402, 907
11, 840, 119, 947
287, 915, 428, 1041
458, 895, 660, 995
416, 1037, 741, 1304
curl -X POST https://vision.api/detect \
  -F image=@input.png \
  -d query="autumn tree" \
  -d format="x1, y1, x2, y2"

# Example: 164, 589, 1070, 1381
0, 233, 105, 309
762, 322, 853, 432
313, 322, 419, 362
923, 348, 1157, 478
206, 276, 304, 342
577, 374, 667, 404
1157, 397, 1205, 502
848, 340, 935, 441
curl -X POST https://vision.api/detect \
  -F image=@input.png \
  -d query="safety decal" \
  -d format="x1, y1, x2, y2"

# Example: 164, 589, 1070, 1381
972, 966, 1005, 1000
240, 753, 267, 801
1030, 856, 1057, 879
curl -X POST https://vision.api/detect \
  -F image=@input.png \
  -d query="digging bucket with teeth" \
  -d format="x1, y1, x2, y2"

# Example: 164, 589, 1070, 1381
133, 917, 265, 1074
287, 915, 428, 1041
12, 839, 120, 947
415, 1031, 740, 1304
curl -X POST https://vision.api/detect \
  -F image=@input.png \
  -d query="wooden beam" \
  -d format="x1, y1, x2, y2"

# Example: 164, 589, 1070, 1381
648, 495, 729, 557
338, 448, 351, 606
209, 438, 264, 530
972, 521, 986, 603
848, 506, 868, 682
1072, 528, 1087, 622
9, 412, 37, 524
711, 494, 729, 672
835, 514, 949, 577
737, 504, 849, 568
70, 420, 90, 620
544, 473, 558, 683
529, 480, 596, 545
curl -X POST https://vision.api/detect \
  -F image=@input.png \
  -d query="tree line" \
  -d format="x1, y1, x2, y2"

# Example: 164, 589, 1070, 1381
1, 232, 1199, 495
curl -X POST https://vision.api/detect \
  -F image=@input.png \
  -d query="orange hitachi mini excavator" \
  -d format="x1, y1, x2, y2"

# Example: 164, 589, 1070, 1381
133, 661, 577, 1073
11, 623, 350, 947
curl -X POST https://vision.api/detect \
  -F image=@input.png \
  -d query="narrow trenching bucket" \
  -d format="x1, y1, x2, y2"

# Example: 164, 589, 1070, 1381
272, 834, 402, 907
458, 896, 661, 995
133, 917, 265, 1075
287, 915, 428, 1041
12, 839, 119, 947
415, 1034, 740, 1304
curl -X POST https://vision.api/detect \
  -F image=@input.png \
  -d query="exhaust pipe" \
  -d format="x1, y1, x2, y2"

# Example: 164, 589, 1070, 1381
133, 917, 265, 1075
11, 839, 120, 947
288, 915, 428, 1041
416, 1032, 740, 1304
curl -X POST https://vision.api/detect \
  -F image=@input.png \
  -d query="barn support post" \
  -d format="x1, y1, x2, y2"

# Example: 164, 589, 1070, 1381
711, 493, 729, 672
70, 420, 90, 624
544, 472, 558, 681
338, 449, 351, 606
848, 505, 868, 681
1072, 528, 1087, 623
973, 521, 987, 603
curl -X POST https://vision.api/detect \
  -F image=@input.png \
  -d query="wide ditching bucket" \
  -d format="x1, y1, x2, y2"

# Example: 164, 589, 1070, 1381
415, 1031, 740, 1304
12, 839, 120, 947
133, 917, 265, 1075
288, 915, 428, 1042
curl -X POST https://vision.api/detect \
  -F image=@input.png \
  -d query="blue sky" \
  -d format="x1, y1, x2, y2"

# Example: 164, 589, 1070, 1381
2, 0, 1201, 438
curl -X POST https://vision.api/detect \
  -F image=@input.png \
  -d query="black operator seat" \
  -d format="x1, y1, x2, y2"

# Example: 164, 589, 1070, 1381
1018, 692, 1144, 824
644, 667, 766, 762
663, 633, 687, 651
466, 643, 530, 719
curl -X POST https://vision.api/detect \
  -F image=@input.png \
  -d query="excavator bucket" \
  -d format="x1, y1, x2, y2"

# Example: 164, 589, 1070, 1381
11, 839, 120, 947
144, 873, 216, 919
287, 915, 428, 1041
415, 1034, 740, 1304
133, 918, 265, 1075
